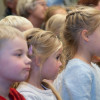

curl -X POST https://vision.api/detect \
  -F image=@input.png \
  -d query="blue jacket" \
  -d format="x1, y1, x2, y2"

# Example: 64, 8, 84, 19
54, 59, 100, 100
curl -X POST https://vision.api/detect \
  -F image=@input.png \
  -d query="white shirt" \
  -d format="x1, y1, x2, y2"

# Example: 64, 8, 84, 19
17, 82, 57, 100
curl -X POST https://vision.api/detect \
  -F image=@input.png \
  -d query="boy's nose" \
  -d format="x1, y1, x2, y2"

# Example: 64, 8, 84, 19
26, 56, 32, 64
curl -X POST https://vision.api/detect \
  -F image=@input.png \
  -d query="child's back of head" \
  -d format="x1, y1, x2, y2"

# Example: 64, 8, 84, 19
0, 15, 33, 31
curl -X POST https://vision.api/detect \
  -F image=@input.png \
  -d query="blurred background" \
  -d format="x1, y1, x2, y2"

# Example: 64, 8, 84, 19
0, 0, 5, 19
0, 0, 78, 20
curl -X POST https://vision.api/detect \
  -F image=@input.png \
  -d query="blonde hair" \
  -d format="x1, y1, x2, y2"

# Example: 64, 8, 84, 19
46, 14, 66, 37
0, 25, 25, 49
0, 15, 33, 32
63, 6, 100, 62
24, 28, 62, 65
13, 28, 62, 100
45, 6, 66, 23
42, 80, 62, 100
16, 0, 37, 18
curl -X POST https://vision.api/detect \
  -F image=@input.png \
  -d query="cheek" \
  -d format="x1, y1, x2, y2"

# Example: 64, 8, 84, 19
37, 6, 46, 14
3, 58, 24, 74
49, 60, 60, 72
0, 60, 20, 79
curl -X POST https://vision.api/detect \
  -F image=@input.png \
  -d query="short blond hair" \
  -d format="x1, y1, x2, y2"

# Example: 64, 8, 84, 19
45, 6, 66, 23
0, 25, 25, 49
0, 15, 33, 31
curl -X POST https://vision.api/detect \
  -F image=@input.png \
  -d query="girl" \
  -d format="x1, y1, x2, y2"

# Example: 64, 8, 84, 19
0, 25, 31, 100
17, 28, 62, 100
45, 14, 66, 38
54, 6, 100, 100
45, 5, 67, 24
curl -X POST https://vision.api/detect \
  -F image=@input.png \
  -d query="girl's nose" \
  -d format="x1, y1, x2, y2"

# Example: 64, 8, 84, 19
59, 61, 62, 67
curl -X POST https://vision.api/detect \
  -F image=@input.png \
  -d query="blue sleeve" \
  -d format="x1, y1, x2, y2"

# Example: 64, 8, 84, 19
62, 65, 93, 100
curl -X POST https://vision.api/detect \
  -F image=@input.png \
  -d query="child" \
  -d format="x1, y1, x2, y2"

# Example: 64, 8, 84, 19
54, 6, 100, 100
45, 5, 67, 24
17, 28, 63, 100
0, 25, 31, 100
45, 14, 66, 38
0, 15, 33, 32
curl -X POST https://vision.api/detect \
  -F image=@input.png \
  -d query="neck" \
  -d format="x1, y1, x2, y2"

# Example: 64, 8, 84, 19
28, 15, 43, 28
11, 9, 17, 15
26, 67, 44, 90
0, 78, 11, 99
73, 51, 92, 65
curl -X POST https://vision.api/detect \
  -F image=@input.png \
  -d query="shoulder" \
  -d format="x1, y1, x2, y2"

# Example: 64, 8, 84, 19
65, 59, 94, 75
17, 82, 55, 100
17, 83, 41, 100
10, 88, 26, 100
63, 59, 95, 84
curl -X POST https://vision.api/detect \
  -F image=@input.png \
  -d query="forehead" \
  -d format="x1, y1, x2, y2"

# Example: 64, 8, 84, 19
55, 9, 67, 14
36, 0, 46, 4
51, 47, 62, 57
0, 37, 27, 52
37, 0, 46, 2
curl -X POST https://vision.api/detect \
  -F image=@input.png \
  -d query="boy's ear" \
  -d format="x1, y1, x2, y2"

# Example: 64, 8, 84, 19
81, 29, 89, 41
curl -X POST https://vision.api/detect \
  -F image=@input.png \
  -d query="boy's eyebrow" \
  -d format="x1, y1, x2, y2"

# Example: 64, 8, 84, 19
14, 49, 28, 53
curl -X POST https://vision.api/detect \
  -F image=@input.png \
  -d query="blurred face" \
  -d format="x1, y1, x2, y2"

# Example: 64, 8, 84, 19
0, 37, 31, 83
95, 1, 100, 10
54, 9, 67, 15
31, 0, 48, 20
41, 48, 62, 81
7, 0, 18, 14
88, 25, 100, 56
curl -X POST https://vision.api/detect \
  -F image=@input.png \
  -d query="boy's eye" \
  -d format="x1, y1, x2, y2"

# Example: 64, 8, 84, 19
15, 53, 22, 57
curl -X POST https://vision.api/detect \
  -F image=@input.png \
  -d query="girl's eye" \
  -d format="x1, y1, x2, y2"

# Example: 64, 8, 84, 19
56, 55, 60, 60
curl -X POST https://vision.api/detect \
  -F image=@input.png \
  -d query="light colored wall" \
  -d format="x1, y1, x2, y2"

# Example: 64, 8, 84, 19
0, 0, 6, 19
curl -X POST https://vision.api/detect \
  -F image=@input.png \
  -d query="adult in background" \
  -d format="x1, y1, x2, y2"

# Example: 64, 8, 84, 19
16, 0, 48, 28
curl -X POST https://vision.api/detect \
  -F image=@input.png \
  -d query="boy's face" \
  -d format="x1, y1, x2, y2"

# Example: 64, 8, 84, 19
0, 37, 31, 83
41, 48, 62, 81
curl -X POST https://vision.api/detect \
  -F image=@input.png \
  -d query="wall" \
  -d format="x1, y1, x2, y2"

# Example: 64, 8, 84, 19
0, 0, 5, 19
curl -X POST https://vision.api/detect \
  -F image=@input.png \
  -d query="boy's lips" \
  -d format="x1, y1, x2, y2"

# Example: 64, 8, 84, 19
25, 67, 31, 71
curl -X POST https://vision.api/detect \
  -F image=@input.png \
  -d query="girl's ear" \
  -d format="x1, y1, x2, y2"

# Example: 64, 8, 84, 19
81, 29, 89, 41
35, 56, 41, 67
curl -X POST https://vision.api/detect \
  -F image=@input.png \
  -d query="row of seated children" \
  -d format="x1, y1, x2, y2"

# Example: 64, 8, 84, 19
1, 5, 100, 100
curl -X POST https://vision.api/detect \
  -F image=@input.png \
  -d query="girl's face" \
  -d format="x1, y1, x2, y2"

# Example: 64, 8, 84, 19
0, 37, 31, 83
41, 48, 62, 81
88, 25, 100, 56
